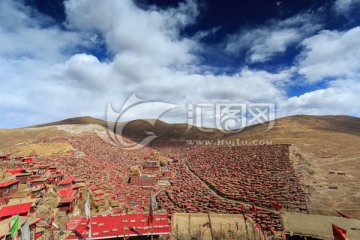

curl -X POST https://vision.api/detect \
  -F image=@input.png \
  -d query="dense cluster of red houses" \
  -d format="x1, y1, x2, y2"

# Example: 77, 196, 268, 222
0, 149, 171, 239
186, 144, 307, 211
156, 160, 284, 232
37, 135, 175, 214
0, 133, 311, 238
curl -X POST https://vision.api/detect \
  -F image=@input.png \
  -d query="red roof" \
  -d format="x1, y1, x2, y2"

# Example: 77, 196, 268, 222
89, 185, 100, 191
58, 178, 76, 185
6, 168, 26, 175
22, 157, 33, 163
66, 217, 84, 231
0, 180, 19, 188
59, 197, 75, 203
0, 202, 32, 219
65, 213, 171, 239
58, 186, 76, 198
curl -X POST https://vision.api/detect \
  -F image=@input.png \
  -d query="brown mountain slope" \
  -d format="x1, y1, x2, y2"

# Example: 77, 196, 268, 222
33, 116, 107, 127
0, 127, 67, 151
226, 115, 360, 158
226, 115, 360, 218
0, 116, 224, 152
33, 116, 226, 141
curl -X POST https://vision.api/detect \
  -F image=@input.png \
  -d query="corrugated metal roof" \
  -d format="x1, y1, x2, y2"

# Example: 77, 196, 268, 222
0, 202, 32, 218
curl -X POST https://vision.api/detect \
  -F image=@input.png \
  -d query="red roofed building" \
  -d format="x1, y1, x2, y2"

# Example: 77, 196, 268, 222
48, 166, 57, 174
0, 202, 32, 220
58, 197, 75, 213
15, 172, 31, 184
28, 165, 47, 175
14, 161, 30, 168
143, 160, 160, 171
58, 178, 76, 188
89, 185, 101, 191
29, 175, 40, 181
58, 186, 76, 198
31, 177, 48, 187
14, 156, 23, 161
48, 174, 64, 184
130, 174, 156, 187
65, 213, 171, 239
31, 185, 46, 198
92, 189, 104, 197
22, 157, 33, 163
6, 168, 26, 175
162, 171, 173, 179
0, 180, 19, 197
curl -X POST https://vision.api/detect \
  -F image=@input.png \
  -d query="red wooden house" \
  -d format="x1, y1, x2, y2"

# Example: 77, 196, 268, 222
31, 177, 48, 187
92, 189, 105, 198
0, 180, 19, 198
30, 166, 47, 175
15, 172, 31, 184
58, 186, 77, 198
48, 166, 57, 174
15, 162, 30, 168
22, 157, 33, 163
143, 160, 160, 171
0, 202, 32, 220
130, 174, 156, 187
6, 168, 26, 175
58, 178, 76, 188
31, 185, 46, 198
48, 174, 64, 184
162, 171, 173, 179
58, 197, 75, 214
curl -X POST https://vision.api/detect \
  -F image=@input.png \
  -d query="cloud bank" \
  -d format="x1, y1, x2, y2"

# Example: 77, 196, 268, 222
1, 0, 360, 128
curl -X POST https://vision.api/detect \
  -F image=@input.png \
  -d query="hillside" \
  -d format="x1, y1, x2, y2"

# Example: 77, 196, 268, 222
33, 116, 226, 141
225, 115, 360, 218
2, 115, 360, 219
226, 115, 360, 158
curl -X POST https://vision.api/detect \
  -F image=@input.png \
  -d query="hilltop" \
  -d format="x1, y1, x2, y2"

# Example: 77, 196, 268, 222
33, 116, 226, 142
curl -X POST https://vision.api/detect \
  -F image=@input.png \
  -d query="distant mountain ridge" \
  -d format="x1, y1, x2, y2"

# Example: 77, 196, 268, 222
32, 116, 227, 140
30, 115, 360, 154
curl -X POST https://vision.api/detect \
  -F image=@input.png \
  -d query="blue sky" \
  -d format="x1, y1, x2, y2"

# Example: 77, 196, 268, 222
1, 0, 360, 128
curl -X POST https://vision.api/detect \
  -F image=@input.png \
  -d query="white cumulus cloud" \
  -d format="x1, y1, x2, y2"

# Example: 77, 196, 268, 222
298, 27, 360, 83
333, 0, 360, 15
225, 13, 322, 63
